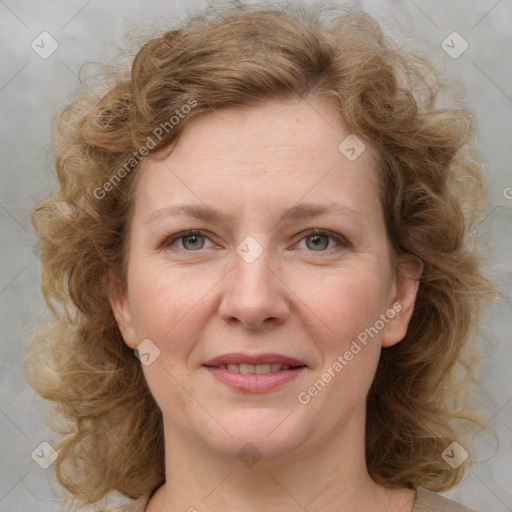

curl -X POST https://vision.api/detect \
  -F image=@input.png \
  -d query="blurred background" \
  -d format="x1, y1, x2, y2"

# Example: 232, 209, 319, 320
0, 0, 511, 510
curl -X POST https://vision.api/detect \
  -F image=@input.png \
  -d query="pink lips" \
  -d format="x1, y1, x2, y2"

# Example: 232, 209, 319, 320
203, 353, 307, 367
203, 352, 308, 392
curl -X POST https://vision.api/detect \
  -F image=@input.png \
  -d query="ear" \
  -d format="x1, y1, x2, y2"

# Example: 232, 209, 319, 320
107, 269, 138, 350
381, 254, 423, 348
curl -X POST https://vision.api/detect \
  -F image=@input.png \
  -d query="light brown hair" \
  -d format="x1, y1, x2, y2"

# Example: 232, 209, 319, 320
25, 2, 496, 510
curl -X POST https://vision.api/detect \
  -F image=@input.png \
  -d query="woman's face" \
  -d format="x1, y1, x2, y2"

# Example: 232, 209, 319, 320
111, 98, 420, 462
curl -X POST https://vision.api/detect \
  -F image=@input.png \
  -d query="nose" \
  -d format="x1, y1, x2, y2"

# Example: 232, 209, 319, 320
218, 246, 290, 330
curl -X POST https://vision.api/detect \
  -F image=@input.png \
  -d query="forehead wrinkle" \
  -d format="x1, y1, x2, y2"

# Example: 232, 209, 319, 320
144, 202, 364, 229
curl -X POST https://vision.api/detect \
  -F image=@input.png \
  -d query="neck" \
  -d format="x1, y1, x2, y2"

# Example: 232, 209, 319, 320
147, 404, 415, 512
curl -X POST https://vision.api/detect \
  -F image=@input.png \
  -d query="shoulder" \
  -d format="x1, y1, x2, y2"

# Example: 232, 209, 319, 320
413, 487, 479, 512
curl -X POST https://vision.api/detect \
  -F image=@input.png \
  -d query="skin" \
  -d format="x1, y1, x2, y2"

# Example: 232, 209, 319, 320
109, 97, 423, 512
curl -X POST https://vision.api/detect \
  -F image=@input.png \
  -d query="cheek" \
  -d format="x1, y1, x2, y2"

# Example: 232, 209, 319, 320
129, 269, 177, 336
126, 261, 209, 411
126, 257, 216, 354
293, 263, 390, 351
300, 274, 388, 406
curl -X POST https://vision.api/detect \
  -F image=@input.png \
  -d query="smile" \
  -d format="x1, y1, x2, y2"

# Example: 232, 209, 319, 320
213, 363, 294, 373
203, 365, 307, 392
202, 353, 308, 392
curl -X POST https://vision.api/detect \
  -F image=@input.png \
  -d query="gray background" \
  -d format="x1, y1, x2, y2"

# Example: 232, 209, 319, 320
0, 0, 511, 510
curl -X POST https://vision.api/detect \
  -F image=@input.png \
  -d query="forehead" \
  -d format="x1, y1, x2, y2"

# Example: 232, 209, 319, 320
132, 98, 381, 223
161, 97, 369, 164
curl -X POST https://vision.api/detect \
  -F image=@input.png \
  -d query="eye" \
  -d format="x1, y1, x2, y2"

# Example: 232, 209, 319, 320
161, 230, 215, 251
159, 229, 349, 253
296, 229, 348, 252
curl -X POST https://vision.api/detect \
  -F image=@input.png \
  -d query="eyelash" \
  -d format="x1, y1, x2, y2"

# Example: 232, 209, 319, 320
159, 229, 349, 254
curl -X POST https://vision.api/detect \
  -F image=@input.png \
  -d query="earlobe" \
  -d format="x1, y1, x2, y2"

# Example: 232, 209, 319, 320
382, 254, 423, 348
107, 270, 138, 349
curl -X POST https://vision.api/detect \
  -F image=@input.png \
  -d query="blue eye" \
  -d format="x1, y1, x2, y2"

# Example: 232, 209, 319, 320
164, 230, 211, 251
299, 229, 350, 252
160, 229, 348, 253
299, 231, 344, 251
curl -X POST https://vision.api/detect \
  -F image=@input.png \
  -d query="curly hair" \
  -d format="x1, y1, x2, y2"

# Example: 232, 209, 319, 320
24, 1, 497, 510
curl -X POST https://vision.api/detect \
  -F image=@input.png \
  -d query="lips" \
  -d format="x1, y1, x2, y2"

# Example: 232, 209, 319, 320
214, 363, 293, 373
202, 353, 308, 392
203, 353, 307, 368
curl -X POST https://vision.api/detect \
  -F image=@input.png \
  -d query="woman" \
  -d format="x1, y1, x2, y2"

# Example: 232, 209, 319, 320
25, 2, 496, 511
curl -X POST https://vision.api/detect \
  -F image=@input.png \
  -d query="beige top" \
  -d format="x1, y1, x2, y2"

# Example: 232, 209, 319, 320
115, 487, 478, 511
413, 488, 477, 511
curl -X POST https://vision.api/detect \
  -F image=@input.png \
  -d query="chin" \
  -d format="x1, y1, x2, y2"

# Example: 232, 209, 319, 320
194, 407, 315, 462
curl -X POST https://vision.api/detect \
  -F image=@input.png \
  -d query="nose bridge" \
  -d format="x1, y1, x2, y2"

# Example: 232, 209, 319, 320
219, 235, 288, 327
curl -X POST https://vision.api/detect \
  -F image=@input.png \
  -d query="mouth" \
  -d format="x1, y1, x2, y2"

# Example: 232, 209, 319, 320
202, 353, 308, 392
208, 362, 303, 373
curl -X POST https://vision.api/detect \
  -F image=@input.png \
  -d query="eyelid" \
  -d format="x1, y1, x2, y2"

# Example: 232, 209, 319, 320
294, 228, 350, 250
159, 229, 216, 250
159, 228, 350, 252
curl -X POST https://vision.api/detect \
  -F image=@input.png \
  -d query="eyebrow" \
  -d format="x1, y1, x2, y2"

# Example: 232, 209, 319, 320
145, 202, 363, 228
